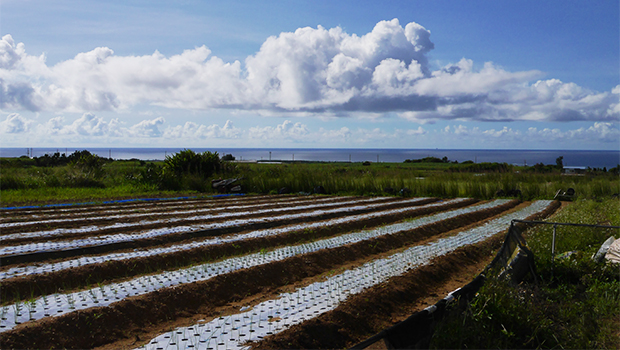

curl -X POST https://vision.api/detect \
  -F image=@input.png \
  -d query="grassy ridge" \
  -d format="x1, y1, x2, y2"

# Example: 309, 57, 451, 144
1, 156, 619, 206
239, 162, 618, 199
430, 198, 620, 349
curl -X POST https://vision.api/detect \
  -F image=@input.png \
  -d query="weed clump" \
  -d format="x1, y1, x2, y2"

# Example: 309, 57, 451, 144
431, 199, 620, 349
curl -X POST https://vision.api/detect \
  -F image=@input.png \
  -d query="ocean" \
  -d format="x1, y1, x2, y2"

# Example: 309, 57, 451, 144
1, 148, 619, 169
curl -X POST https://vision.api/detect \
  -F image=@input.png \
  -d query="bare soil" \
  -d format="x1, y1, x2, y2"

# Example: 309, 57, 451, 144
1, 197, 469, 302
0, 197, 560, 350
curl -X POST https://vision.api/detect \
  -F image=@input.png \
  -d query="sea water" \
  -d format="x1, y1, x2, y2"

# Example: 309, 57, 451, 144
1, 147, 618, 168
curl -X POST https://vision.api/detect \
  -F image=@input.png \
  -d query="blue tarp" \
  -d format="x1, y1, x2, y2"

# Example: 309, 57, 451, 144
1, 193, 245, 210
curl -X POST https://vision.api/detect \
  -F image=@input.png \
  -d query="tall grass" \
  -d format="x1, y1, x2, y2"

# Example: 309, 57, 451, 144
1, 160, 618, 206
430, 199, 620, 349
0, 160, 195, 206
240, 163, 618, 200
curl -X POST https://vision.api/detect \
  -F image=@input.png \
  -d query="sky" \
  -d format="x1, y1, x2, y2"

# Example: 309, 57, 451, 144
0, 0, 619, 150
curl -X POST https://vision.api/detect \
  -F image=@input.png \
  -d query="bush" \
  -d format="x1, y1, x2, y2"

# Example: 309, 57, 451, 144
184, 174, 209, 192
163, 149, 220, 178
70, 151, 105, 179
34, 152, 68, 167
404, 156, 450, 163
133, 150, 223, 192
221, 154, 236, 161
431, 199, 620, 349
0, 175, 26, 190
449, 162, 512, 173
139, 163, 163, 186
68, 176, 106, 188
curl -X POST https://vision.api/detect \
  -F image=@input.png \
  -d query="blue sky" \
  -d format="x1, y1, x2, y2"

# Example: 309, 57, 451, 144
1, 0, 618, 150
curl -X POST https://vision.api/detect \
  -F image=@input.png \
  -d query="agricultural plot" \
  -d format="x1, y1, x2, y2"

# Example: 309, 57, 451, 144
0, 195, 559, 349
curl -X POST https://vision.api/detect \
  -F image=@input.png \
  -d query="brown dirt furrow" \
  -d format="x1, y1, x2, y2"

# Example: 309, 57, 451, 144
0, 195, 309, 226
0, 196, 399, 243
0, 193, 300, 216
0, 194, 267, 221
0, 200, 521, 349
1, 198, 478, 302
0, 196, 256, 230
0, 195, 375, 235
0, 198, 439, 266
253, 232, 507, 349
252, 200, 561, 349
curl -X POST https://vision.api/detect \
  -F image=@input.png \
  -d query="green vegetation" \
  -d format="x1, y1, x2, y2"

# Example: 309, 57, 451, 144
431, 198, 620, 349
1, 151, 618, 347
1, 150, 618, 206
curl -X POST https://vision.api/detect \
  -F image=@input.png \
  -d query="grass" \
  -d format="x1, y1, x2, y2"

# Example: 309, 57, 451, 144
0, 159, 201, 206
1, 154, 618, 206
0, 186, 200, 207
236, 162, 619, 199
430, 198, 620, 349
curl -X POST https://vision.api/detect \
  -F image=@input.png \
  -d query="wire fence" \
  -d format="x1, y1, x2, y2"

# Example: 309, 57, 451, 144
351, 215, 620, 349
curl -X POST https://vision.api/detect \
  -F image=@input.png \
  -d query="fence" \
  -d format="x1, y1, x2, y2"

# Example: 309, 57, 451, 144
350, 220, 620, 350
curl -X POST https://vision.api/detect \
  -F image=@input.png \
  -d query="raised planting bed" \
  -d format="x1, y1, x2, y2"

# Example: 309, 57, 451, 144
0, 195, 559, 349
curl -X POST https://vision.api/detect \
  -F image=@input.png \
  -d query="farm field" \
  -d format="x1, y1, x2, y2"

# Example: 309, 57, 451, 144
0, 194, 559, 349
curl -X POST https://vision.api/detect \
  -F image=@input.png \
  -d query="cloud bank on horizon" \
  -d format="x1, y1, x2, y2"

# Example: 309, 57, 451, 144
1, 18, 618, 124
2, 111, 618, 150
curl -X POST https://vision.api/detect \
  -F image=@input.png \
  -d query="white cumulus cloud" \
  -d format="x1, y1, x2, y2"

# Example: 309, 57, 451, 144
249, 120, 310, 141
1, 113, 618, 149
163, 120, 242, 139
0, 21, 618, 123
0, 113, 32, 133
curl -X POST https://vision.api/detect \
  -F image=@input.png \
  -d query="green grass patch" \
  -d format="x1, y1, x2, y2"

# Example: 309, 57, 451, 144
1, 153, 618, 206
0, 185, 200, 207
430, 199, 620, 349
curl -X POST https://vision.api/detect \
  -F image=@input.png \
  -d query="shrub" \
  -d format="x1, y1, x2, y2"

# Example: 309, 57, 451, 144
68, 176, 106, 188
163, 149, 220, 178
70, 151, 105, 179
431, 199, 620, 349
0, 175, 26, 190
139, 163, 163, 186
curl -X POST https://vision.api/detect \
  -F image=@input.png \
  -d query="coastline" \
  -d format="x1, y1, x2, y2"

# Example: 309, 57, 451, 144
1, 147, 619, 168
